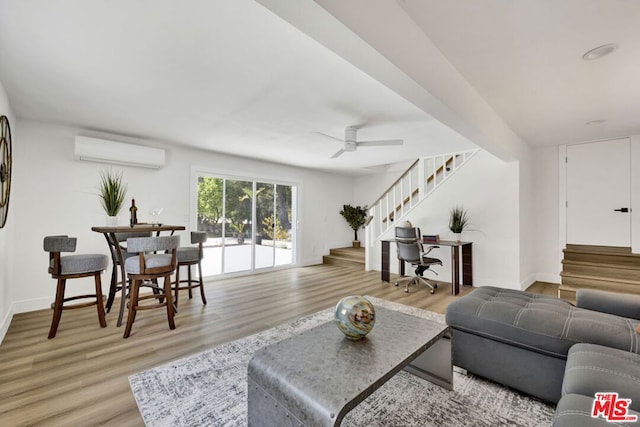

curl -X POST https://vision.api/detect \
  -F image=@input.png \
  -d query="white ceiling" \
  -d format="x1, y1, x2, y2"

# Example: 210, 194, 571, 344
398, 0, 640, 147
0, 1, 637, 176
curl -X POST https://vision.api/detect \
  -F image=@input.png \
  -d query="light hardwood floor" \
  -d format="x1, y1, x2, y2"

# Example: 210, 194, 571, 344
0, 264, 557, 426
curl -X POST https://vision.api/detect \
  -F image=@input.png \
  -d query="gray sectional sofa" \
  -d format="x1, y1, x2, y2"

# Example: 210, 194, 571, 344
445, 286, 640, 425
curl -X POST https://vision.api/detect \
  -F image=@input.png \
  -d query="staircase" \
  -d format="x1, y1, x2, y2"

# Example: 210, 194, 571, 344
323, 247, 365, 268
560, 244, 640, 300
367, 149, 479, 240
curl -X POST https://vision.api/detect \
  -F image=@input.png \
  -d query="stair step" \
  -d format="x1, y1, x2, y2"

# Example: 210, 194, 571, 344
328, 247, 365, 261
323, 247, 365, 268
560, 272, 640, 295
564, 244, 632, 255
561, 260, 640, 281
558, 282, 640, 301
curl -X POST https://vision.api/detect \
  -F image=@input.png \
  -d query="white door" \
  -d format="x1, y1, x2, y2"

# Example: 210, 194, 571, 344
566, 138, 630, 246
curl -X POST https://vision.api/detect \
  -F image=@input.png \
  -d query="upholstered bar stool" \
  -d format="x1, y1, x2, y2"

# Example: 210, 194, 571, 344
174, 231, 208, 306
123, 235, 180, 338
104, 231, 151, 327
44, 235, 109, 339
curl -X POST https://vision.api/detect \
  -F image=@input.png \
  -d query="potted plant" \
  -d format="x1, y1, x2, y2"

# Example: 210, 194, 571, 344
449, 206, 470, 242
339, 204, 368, 248
99, 169, 127, 226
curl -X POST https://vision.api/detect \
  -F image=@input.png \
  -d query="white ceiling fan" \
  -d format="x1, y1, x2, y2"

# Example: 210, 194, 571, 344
316, 126, 403, 159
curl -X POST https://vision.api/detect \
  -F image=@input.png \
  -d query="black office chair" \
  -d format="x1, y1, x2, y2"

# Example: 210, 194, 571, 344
394, 226, 442, 293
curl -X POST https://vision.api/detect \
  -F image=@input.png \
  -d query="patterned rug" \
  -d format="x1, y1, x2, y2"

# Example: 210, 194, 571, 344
129, 297, 555, 426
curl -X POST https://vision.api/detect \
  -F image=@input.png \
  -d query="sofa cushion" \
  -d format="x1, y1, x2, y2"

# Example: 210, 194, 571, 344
445, 286, 640, 359
563, 343, 640, 412
553, 393, 640, 426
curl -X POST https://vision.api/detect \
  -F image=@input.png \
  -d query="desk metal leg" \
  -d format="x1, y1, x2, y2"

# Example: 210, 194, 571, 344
451, 245, 460, 295
382, 240, 390, 282
462, 243, 473, 287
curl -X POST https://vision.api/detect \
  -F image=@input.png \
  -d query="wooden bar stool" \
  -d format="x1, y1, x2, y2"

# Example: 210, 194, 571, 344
123, 235, 179, 338
103, 231, 151, 327
44, 235, 109, 339
175, 231, 207, 306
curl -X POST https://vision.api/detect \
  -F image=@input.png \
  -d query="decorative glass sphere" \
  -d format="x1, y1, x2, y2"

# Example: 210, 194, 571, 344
334, 295, 376, 340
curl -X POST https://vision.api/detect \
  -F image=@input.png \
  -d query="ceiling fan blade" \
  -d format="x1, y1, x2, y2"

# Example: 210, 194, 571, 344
357, 139, 404, 147
330, 149, 345, 159
313, 131, 345, 143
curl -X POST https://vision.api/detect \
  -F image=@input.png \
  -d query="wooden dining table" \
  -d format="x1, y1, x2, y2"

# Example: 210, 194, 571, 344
91, 224, 186, 326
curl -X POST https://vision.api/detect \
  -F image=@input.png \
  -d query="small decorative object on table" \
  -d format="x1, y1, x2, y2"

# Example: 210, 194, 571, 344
334, 295, 376, 340
129, 198, 138, 226
448, 205, 470, 242
98, 169, 127, 226
150, 207, 164, 226
423, 234, 440, 243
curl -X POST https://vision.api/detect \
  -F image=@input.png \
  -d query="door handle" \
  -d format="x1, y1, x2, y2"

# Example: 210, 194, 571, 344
614, 208, 630, 213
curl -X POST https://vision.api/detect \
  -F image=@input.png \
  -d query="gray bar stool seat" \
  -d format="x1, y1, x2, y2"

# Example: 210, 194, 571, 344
174, 231, 207, 306
44, 235, 109, 339
123, 235, 179, 338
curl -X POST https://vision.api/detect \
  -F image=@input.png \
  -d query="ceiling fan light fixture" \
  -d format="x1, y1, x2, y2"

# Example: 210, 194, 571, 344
582, 43, 618, 60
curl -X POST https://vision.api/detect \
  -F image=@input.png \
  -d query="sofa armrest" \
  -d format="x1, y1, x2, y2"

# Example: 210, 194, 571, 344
576, 289, 640, 320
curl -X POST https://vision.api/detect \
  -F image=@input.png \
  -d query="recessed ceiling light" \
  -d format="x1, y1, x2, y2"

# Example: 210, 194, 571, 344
585, 120, 606, 125
582, 43, 619, 60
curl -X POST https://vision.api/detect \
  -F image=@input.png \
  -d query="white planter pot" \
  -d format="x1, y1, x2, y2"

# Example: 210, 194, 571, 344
106, 215, 119, 226
452, 232, 462, 242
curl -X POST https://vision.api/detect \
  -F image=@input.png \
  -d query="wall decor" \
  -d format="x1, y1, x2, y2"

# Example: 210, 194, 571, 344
0, 115, 12, 228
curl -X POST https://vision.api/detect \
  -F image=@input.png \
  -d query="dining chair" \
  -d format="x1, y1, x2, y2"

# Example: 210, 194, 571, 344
123, 235, 180, 338
174, 231, 208, 306
44, 235, 109, 338
104, 231, 152, 327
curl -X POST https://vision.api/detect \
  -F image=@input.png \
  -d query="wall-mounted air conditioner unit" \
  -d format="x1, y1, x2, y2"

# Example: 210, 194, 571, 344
74, 136, 166, 169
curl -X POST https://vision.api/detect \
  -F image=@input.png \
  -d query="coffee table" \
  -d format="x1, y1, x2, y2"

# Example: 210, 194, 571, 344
247, 306, 451, 426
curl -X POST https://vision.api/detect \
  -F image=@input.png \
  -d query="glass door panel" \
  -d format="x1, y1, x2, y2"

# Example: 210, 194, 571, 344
255, 182, 275, 269
195, 173, 296, 277
275, 184, 293, 266
197, 176, 223, 276
224, 179, 253, 273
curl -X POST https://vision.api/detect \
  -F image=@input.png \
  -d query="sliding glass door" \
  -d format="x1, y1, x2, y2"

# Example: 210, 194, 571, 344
196, 173, 296, 277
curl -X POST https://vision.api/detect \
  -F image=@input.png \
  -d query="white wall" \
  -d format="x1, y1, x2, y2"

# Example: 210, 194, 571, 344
0, 79, 15, 342
532, 145, 561, 283
518, 147, 536, 288
10, 120, 355, 314
361, 150, 523, 289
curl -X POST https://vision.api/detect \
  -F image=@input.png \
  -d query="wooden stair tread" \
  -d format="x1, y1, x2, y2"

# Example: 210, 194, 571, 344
323, 247, 365, 268
563, 245, 635, 256
561, 259, 640, 270
560, 271, 640, 286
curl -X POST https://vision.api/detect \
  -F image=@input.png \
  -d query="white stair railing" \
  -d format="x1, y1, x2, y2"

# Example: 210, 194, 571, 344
367, 149, 479, 241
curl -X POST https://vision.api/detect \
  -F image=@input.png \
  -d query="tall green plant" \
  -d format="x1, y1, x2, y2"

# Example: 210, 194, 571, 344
339, 204, 368, 241
448, 206, 470, 233
99, 170, 127, 216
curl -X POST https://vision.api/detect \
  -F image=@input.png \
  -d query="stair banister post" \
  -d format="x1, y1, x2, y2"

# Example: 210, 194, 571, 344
418, 157, 426, 203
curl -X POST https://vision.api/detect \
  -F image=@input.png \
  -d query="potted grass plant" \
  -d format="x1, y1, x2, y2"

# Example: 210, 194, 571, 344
449, 205, 470, 242
99, 169, 127, 226
339, 204, 368, 248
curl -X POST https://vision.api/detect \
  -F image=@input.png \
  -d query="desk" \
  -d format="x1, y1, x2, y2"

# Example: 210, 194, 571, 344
381, 239, 473, 295
92, 224, 185, 326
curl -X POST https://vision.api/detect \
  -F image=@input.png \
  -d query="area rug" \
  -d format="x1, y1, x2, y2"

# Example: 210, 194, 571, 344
129, 296, 555, 426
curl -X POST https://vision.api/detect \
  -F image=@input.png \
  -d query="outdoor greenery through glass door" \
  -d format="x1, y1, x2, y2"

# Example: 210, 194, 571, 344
196, 175, 295, 277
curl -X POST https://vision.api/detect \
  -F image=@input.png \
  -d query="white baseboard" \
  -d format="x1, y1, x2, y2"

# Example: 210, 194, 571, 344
519, 274, 537, 291
0, 304, 13, 345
